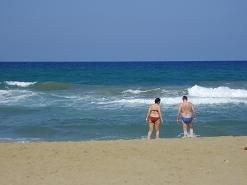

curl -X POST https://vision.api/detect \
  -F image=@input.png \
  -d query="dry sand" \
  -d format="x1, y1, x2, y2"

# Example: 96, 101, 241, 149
0, 136, 247, 185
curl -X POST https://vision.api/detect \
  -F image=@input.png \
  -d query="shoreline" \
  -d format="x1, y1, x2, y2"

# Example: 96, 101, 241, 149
1, 136, 247, 185
0, 135, 247, 144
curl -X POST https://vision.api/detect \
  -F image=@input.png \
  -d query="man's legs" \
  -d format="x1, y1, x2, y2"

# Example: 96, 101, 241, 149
182, 123, 188, 137
188, 123, 194, 137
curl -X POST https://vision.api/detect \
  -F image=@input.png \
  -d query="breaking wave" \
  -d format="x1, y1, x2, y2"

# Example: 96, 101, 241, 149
0, 89, 37, 104
1, 85, 247, 107
122, 88, 161, 95
5, 81, 36, 87
188, 85, 247, 98
2, 81, 75, 91
104, 97, 247, 106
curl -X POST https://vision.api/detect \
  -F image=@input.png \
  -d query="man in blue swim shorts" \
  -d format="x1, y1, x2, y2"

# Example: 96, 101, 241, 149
177, 96, 195, 137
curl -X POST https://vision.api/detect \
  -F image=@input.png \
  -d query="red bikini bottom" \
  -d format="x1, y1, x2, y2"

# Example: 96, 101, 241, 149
149, 117, 160, 124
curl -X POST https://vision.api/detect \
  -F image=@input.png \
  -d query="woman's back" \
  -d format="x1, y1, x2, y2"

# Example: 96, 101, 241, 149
149, 104, 160, 118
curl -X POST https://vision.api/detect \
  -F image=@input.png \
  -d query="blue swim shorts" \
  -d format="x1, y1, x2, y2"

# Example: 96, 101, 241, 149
181, 117, 193, 124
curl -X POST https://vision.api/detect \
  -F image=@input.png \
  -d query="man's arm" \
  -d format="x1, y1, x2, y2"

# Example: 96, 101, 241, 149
177, 104, 181, 123
191, 103, 196, 118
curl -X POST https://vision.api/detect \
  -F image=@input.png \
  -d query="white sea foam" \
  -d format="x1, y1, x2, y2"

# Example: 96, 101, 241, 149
122, 88, 161, 95
51, 94, 84, 99
188, 85, 247, 98
1, 85, 247, 107
165, 96, 247, 105
97, 96, 247, 107
0, 137, 40, 143
111, 98, 153, 105
122, 85, 247, 98
99, 97, 176, 106
5, 81, 36, 87
122, 89, 145, 94
0, 89, 37, 104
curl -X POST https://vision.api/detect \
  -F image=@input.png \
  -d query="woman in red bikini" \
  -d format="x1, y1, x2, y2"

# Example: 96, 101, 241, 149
146, 98, 163, 140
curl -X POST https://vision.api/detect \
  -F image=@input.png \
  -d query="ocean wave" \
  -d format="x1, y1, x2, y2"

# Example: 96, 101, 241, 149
51, 94, 84, 99
1, 84, 247, 107
111, 98, 153, 105
121, 85, 247, 100
0, 89, 38, 104
98, 96, 247, 106
33, 82, 74, 91
5, 81, 36, 87
2, 81, 76, 91
121, 88, 161, 95
188, 85, 247, 98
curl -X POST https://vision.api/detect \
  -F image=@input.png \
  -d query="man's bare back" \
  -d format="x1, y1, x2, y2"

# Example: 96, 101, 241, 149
179, 102, 194, 118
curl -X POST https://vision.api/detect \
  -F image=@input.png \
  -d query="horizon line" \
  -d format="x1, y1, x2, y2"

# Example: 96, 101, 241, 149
1, 60, 247, 63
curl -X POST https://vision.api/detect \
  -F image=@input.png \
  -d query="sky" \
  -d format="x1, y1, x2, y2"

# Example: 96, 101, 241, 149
0, 0, 247, 61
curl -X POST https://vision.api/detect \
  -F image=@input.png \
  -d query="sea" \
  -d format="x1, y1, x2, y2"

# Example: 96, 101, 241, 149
0, 61, 247, 142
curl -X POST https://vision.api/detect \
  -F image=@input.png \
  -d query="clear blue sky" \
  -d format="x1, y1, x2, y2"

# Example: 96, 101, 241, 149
0, 0, 247, 61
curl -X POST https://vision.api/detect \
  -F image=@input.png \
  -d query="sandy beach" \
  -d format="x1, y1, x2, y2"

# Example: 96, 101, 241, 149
0, 136, 246, 185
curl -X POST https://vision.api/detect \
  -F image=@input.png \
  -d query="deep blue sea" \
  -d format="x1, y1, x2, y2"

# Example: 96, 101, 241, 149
0, 61, 247, 142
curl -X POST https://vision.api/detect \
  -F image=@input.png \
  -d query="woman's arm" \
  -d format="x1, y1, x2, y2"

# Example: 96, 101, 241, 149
158, 106, 163, 123
146, 106, 151, 122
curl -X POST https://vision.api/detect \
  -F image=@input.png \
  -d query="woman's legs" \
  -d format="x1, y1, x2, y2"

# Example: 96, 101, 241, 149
147, 123, 154, 140
154, 121, 161, 139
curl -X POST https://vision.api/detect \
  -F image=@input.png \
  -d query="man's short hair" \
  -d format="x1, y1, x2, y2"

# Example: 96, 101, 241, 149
182, 96, 188, 101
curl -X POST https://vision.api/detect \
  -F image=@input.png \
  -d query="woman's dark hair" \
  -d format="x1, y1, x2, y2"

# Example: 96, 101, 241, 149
155, 98, 161, 104
182, 96, 188, 101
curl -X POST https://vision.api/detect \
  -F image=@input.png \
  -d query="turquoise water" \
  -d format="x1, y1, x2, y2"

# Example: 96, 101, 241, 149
0, 61, 247, 142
